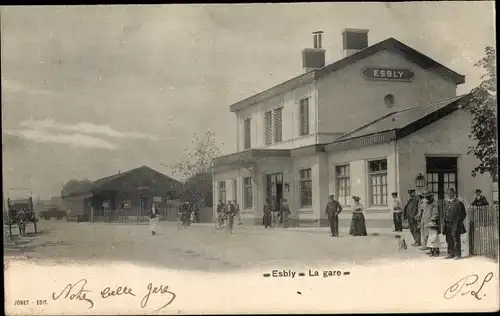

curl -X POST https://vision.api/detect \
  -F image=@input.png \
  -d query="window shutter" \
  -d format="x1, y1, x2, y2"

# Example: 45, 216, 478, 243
265, 111, 272, 145
244, 118, 251, 149
274, 107, 282, 143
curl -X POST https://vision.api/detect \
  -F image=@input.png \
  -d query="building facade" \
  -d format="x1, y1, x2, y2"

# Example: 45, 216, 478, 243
212, 29, 493, 226
62, 165, 183, 221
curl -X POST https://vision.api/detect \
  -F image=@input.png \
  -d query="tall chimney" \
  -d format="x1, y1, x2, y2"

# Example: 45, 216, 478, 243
342, 28, 369, 57
302, 31, 326, 73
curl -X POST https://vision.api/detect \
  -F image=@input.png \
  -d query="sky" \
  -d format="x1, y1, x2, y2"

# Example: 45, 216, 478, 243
1, 2, 496, 199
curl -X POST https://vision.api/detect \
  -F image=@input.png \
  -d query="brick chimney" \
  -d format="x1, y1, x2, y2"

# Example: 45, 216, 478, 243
342, 28, 369, 57
302, 31, 326, 73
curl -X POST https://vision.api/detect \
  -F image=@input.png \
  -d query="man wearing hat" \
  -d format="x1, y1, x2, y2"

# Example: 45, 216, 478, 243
469, 189, 489, 255
325, 194, 343, 237
391, 192, 403, 232
443, 187, 467, 259
403, 188, 421, 247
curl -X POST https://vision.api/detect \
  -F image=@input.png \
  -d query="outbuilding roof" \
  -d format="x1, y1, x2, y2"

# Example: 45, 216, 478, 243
335, 95, 467, 142
229, 37, 465, 112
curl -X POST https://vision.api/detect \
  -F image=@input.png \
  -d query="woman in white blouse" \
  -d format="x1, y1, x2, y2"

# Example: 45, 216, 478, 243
349, 196, 368, 236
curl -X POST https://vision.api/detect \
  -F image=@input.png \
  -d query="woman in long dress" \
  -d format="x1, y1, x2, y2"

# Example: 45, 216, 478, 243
349, 196, 367, 236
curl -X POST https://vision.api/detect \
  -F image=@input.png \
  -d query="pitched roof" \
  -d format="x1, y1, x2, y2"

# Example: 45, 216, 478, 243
334, 95, 467, 142
61, 165, 180, 198
229, 37, 465, 112
91, 165, 178, 191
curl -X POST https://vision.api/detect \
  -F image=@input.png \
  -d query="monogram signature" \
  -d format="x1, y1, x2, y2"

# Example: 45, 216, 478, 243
444, 272, 494, 300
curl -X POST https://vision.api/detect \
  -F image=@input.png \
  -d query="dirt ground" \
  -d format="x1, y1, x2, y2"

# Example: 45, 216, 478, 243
4, 220, 437, 271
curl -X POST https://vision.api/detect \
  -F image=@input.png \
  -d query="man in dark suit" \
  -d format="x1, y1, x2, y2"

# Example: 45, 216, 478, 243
404, 188, 421, 246
442, 188, 467, 259
325, 195, 343, 237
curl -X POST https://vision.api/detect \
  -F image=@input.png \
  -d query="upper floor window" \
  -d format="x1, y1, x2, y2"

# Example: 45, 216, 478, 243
264, 111, 272, 145
273, 107, 283, 143
335, 165, 350, 206
244, 118, 251, 150
299, 98, 309, 136
368, 159, 388, 206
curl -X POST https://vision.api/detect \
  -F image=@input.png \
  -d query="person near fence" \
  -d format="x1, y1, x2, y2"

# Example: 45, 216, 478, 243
326, 194, 343, 237
281, 198, 291, 228
422, 190, 441, 257
233, 200, 242, 225
469, 189, 489, 255
391, 192, 403, 232
418, 195, 430, 250
443, 188, 467, 260
471, 189, 489, 207
149, 204, 160, 235
180, 202, 191, 226
192, 202, 201, 223
349, 196, 367, 236
404, 188, 421, 247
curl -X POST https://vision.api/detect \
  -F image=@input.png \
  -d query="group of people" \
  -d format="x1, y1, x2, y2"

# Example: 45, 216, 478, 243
391, 187, 489, 259
148, 200, 203, 235
325, 194, 367, 237
262, 198, 291, 228
216, 199, 243, 233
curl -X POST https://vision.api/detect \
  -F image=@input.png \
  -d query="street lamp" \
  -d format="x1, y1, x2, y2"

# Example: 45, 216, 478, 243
416, 173, 426, 188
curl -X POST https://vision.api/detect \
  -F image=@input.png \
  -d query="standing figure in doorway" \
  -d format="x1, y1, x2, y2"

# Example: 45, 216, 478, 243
349, 196, 367, 236
263, 201, 272, 229
280, 198, 291, 228
271, 199, 280, 228
325, 195, 343, 237
391, 192, 403, 232
404, 188, 421, 247
149, 203, 160, 235
443, 188, 467, 260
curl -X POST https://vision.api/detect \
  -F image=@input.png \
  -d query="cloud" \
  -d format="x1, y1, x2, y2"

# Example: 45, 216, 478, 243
4, 129, 117, 150
19, 119, 161, 141
1, 78, 59, 96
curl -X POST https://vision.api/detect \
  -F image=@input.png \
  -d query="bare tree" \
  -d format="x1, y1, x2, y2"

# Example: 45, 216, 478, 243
166, 131, 222, 205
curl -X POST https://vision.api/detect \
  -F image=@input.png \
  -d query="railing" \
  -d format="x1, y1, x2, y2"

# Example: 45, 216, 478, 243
93, 207, 214, 223
468, 205, 499, 260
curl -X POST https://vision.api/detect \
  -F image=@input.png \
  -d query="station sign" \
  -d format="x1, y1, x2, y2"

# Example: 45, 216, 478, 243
362, 67, 415, 82
153, 196, 162, 202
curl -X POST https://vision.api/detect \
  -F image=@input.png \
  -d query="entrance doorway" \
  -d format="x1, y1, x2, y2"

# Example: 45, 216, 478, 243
426, 157, 458, 200
266, 173, 283, 208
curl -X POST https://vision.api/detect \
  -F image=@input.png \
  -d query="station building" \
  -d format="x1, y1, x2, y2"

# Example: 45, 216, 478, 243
212, 29, 493, 226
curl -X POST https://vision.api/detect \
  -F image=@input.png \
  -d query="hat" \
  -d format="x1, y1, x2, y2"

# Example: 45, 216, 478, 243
422, 190, 433, 197
475, 189, 482, 193
407, 188, 416, 193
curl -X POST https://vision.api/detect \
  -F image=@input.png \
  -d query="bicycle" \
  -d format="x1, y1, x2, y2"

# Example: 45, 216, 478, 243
215, 213, 225, 230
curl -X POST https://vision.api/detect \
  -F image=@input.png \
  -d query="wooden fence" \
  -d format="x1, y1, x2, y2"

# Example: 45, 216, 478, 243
93, 207, 214, 224
467, 205, 499, 260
